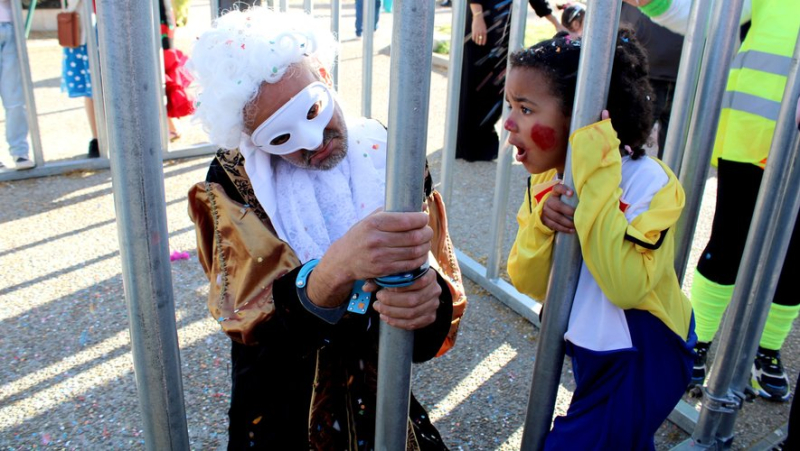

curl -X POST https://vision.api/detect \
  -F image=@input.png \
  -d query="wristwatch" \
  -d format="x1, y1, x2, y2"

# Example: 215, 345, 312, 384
295, 259, 347, 325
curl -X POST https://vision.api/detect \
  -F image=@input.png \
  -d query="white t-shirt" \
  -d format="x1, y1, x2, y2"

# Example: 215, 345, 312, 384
0, 0, 12, 24
563, 155, 669, 352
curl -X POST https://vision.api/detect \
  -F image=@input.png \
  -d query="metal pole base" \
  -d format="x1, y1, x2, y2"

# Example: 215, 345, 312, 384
0, 144, 217, 182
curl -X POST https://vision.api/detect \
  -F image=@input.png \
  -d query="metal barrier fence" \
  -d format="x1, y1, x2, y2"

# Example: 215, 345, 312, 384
437, 0, 797, 449
376, 3, 436, 446
2, 0, 361, 184
672, 0, 745, 283
40, 0, 412, 448
10, 0, 797, 448
678, 28, 800, 451
659, 0, 710, 173
439, 0, 543, 328
95, 0, 189, 448
521, 1, 622, 447
0, 0, 221, 183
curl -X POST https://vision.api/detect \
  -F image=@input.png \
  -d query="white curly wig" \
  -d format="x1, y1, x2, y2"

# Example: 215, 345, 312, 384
189, 7, 338, 149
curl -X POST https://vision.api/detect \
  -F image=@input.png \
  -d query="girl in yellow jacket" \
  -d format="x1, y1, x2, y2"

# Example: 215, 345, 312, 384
506, 30, 696, 450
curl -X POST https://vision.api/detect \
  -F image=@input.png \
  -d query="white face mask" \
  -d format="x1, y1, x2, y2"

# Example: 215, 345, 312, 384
250, 81, 335, 155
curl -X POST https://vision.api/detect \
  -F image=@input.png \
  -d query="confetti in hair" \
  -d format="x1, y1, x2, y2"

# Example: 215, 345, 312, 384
189, 6, 338, 149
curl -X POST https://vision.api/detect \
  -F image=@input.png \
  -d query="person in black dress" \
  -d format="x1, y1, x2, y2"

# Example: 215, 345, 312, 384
455, 0, 562, 161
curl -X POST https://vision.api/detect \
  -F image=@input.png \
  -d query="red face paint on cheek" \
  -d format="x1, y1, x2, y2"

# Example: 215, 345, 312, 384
530, 124, 556, 151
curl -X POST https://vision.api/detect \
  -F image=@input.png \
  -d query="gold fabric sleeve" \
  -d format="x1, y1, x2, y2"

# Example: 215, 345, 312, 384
426, 190, 467, 357
188, 181, 301, 345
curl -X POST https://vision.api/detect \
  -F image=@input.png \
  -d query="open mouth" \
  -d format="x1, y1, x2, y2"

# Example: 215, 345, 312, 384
510, 141, 527, 161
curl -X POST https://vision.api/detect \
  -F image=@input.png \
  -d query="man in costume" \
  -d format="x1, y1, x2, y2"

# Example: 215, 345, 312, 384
187, 7, 466, 449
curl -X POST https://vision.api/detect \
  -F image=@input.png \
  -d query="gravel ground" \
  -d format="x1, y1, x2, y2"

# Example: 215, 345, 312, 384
1, 1, 796, 450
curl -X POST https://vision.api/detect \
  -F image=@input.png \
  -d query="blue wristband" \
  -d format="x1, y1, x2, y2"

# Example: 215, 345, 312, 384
374, 261, 431, 288
295, 259, 347, 325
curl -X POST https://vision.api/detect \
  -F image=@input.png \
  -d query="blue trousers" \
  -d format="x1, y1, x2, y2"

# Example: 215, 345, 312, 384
545, 310, 696, 451
0, 22, 29, 159
355, 0, 381, 36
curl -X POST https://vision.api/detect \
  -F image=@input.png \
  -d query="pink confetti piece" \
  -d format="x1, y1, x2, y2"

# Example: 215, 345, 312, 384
170, 251, 191, 262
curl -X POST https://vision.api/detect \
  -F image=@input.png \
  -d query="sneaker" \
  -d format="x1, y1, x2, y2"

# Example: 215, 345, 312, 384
14, 157, 35, 170
751, 347, 791, 402
88, 138, 100, 158
689, 341, 711, 389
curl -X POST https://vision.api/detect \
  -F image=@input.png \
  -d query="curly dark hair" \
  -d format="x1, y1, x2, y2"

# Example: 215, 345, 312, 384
509, 28, 655, 159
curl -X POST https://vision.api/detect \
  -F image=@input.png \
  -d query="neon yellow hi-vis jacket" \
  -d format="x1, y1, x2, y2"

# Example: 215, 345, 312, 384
507, 120, 693, 340
642, 0, 800, 169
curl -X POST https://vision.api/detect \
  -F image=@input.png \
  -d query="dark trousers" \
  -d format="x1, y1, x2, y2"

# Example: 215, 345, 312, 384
696, 159, 800, 307
355, 0, 381, 36
545, 311, 695, 450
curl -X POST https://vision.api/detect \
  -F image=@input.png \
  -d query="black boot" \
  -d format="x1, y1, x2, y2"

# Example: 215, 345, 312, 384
88, 138, 100, 158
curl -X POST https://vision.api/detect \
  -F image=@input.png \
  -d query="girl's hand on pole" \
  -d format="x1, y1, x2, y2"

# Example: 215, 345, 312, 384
542, 184, 576, 233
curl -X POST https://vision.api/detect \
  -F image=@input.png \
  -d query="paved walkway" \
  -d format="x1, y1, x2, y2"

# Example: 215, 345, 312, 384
0, 1, 794, 450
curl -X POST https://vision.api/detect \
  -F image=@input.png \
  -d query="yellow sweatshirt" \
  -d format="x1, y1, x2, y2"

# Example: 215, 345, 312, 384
508, 120, 693, 348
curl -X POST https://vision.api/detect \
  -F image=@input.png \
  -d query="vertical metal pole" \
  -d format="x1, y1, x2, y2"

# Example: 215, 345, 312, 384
94, 1, 189, 449
304, 0, 312, 15
10, 0, 43, 165
660, 0, 711, 173
24, 0, 37, 38
361, 0, 375, 118
280, 0, 288, 12
375, 0, 435, 448
484, 0, 526, 280
438, 0, 467, 206
689, 32, 800, 449
520, 1, 622, 449
152, 0, 169, 153
210, 0, 219, 19
715, 137, 800, 448
82, 0, 109, 159
331, 0, 340, 91
673, 0, 744, 282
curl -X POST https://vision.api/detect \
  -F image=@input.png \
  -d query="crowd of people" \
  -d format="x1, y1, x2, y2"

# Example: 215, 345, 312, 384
6, 0, 799, 448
